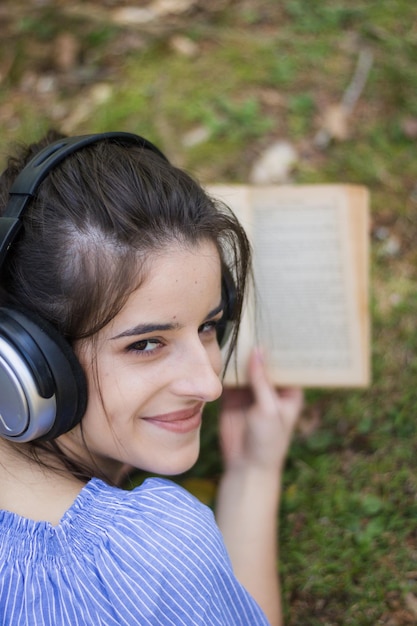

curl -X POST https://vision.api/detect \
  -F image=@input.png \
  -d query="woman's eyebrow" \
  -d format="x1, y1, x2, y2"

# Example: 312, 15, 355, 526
111, 322, 182, 340
207, 302, 224, 319
111, 302, 224, 341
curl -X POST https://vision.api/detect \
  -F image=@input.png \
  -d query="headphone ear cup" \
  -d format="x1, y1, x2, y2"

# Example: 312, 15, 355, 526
0, 307, 87, 442
217, 265, 237, 348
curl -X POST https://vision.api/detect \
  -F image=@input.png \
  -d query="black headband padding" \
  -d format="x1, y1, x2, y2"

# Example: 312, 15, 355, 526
7, 132, 169, 207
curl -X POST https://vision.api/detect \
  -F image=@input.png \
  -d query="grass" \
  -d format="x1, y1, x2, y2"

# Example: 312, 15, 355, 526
2, 0, 417, 622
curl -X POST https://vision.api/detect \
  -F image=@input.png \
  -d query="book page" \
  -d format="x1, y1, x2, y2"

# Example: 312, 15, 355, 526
207, 184, 370, 388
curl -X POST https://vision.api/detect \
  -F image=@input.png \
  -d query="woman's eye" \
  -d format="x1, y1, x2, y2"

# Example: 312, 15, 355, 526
199, 320, 218, 335
128, 339, 162, 354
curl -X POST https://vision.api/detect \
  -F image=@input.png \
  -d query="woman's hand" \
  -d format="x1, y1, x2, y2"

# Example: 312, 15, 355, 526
216, 347, 303, 626
219, 347, 303, 474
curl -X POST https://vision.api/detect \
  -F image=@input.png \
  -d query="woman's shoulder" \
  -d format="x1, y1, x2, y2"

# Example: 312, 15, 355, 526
83, 476, 222, 552
85, 476, 214, 526
56, 476, 222, 557
73, 477, 232, 580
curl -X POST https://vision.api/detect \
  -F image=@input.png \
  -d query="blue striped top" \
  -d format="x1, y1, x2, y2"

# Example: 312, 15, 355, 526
0, 477, 269, 625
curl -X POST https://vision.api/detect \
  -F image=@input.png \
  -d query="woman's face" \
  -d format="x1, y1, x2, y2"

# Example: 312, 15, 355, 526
62, 240, 224, 479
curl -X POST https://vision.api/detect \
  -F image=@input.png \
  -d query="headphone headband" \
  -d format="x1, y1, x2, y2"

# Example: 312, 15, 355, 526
0, 131, 168, 268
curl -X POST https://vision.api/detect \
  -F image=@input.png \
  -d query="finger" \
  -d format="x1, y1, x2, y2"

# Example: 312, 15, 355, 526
247, 347, 280, 413
249, 348, 304, 426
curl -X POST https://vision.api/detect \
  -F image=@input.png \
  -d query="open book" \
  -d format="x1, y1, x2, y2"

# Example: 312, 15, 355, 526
207, 184, 370, 388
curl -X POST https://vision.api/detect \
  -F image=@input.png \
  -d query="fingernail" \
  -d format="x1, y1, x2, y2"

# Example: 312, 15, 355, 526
254, 346, 264, 363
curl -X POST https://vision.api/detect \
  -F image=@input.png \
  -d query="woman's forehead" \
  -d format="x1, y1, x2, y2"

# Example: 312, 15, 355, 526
107, 241, 222, 328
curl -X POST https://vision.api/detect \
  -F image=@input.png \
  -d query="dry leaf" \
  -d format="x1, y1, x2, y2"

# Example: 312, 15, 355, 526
321, 103, 350, 141
249, 140, 298, 184
112, 7, 156, 25
170, 35, 198, 57
54, 33, 80, 72
152, 0, 196, 16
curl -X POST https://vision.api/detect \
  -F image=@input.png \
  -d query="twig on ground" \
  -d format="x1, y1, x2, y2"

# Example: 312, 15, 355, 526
314, 48, 374, 149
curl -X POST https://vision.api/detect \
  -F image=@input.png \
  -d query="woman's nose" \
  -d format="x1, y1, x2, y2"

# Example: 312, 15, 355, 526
172, 341, 223, 402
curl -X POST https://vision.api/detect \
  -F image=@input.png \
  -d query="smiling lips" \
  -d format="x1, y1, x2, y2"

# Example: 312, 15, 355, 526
142, 404, 204, 433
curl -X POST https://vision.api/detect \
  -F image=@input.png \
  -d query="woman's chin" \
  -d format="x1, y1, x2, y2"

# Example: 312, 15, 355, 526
152, 448, 200, 478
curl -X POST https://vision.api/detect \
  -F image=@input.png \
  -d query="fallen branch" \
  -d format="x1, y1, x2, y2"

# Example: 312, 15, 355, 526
314, 48, 374, 149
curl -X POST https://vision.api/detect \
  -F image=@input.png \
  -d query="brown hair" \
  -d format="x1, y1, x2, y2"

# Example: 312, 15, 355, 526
0, 130, 251, 482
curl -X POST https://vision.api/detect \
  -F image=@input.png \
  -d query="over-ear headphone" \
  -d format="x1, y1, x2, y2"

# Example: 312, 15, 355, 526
0, 132, 237, 443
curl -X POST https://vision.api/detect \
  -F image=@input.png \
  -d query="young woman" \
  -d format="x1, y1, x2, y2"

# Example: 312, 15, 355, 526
0, 130, 302, 625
